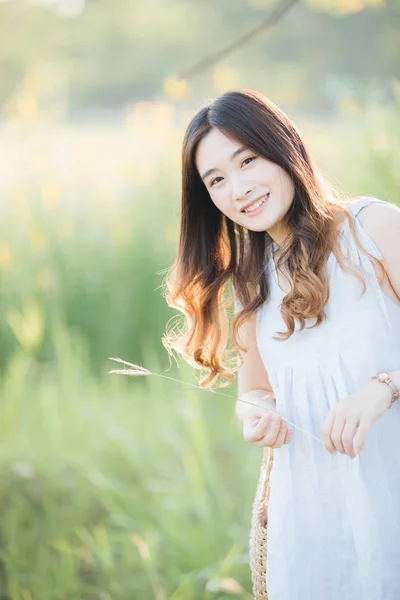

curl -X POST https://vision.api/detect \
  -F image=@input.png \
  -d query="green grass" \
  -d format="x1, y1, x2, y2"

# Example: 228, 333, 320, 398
0, 95, 398, 597
0, 323, 261, 599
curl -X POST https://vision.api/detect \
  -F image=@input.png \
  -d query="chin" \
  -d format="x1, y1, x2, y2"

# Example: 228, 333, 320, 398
247, 224, 269, 232
241, 218, 271, 232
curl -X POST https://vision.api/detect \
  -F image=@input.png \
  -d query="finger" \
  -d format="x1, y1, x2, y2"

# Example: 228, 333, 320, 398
321, 409, 337, 454
271, 419, 288, 448
354, 418, 373, 455
252, 413, 281, 448
330, 413, 346, 454
283, 427, 293, 445
262, 413, 282, 446
243, 412, 272, 443
341, 417, 360, 459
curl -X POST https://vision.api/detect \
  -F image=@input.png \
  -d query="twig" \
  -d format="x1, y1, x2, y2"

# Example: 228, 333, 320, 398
177, 0, 301, 81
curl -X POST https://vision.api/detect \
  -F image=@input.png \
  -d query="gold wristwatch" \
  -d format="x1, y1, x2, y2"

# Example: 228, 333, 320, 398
372, 372, 400, 408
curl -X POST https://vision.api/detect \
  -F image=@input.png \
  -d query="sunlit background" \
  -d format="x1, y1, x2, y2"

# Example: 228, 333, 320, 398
0, 0, 399, 598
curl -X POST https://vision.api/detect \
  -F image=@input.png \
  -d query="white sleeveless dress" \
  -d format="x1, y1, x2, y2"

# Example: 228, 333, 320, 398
254, 197, 400, 600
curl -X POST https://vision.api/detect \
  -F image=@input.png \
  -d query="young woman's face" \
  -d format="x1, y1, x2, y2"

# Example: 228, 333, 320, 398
195, 128, 295, 244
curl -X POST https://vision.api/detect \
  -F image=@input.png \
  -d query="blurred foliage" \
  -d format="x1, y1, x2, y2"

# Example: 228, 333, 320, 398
0, 0, 399, 114
0, 1, 399, 596
0, 78, 398, 377
0, 341, 260, 598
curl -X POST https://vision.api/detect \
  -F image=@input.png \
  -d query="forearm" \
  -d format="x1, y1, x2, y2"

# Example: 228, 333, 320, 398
235, 388, 276, 423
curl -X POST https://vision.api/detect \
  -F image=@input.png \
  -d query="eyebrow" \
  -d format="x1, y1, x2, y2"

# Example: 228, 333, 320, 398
200, 146, 248, 182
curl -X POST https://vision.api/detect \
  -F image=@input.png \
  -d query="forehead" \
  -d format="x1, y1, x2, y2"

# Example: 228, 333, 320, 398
195, 128, 243, 173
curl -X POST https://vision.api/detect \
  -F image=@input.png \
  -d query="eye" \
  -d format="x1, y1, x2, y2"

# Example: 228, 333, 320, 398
242, 156, 257, 167
210, 176, 223, 187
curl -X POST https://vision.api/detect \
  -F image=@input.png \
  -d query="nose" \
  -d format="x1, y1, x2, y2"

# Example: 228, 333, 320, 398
230, 174, 254, 203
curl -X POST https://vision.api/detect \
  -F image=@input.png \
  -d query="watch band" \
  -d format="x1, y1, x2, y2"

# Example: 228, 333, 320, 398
372, 372, 400, 408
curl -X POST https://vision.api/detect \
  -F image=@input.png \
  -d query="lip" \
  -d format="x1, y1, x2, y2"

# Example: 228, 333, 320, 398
241, 193, 269, 215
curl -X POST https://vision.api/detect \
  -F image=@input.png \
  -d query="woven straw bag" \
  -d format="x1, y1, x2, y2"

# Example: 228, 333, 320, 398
249, 446, 274, 599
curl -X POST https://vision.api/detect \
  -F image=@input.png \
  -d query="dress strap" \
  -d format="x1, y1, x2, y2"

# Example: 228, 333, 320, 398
343, 196, 392, 330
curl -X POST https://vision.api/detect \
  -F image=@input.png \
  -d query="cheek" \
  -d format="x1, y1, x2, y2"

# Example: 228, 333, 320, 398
275, 168, 295, 201
210, 194, 241, 223
210, 192, 229, 215
255, 159, 277, 180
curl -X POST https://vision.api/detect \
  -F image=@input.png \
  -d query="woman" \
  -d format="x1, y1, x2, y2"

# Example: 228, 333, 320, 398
162, 89, 400, 599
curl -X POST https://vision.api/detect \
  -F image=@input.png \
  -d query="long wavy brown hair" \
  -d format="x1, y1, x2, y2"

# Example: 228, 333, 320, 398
162, 89, 384, 388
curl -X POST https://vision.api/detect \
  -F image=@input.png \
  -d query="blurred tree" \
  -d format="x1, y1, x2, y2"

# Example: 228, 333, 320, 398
0, 0, 398, 114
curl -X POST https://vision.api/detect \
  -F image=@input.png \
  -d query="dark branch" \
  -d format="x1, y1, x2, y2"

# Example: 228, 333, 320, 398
177, 0, 302, 81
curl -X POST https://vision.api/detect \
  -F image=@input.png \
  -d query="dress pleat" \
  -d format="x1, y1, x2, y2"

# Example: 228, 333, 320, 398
255, 196, 400, 600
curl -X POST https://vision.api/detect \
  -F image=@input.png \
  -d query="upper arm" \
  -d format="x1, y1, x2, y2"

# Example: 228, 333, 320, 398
361, 201, 400, 302
236, 309, 274, 397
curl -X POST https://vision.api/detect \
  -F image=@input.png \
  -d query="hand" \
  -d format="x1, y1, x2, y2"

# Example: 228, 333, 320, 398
243, 409, 293, 449
321, 379, 392, 459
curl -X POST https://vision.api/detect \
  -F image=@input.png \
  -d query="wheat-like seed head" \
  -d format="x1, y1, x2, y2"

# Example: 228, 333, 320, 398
108, 357, 151, 376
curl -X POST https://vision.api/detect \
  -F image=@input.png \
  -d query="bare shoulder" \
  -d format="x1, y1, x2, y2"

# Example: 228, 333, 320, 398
360, 199, 400, 239
359, 199, 400, 303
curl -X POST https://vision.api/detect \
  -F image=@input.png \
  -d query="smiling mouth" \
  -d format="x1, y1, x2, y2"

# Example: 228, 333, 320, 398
241, 193, 269, 214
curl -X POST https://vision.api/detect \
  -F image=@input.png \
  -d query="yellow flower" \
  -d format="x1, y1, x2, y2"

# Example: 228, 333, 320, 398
6, 91, 38, 120
41, 183, 59, 210
35, 268, 54, 293
6, 301, 45, 353
212, 66, 238, 95
307, 0, 384, 13
163, 76, 190, 101
0, 244, 14, 269
30, 226, 47, 252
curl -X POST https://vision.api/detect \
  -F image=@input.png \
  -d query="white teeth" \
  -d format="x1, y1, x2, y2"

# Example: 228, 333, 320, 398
243, 194, 268, 213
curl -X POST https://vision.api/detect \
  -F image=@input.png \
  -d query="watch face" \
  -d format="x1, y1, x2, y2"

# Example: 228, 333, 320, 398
378, 372, 389, 381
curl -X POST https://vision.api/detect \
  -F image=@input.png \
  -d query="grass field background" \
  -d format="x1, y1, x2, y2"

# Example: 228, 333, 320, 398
0, 89, 399, 598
